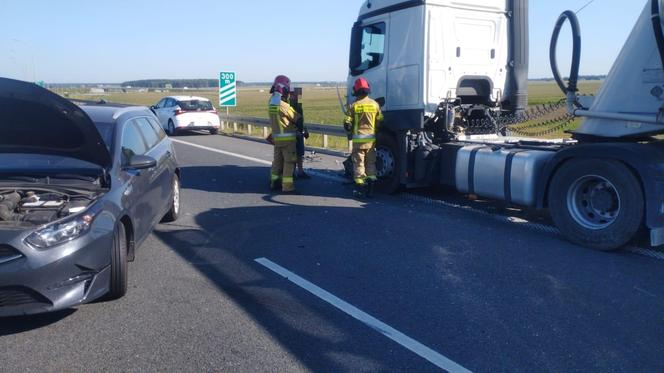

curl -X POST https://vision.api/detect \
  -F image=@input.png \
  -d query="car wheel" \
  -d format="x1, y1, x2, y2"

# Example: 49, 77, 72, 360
549, 158, 644, 251
109, 223, 128, 299
162, 174, 181, 223
167, 120, 177, 136
210, 128, 219, 135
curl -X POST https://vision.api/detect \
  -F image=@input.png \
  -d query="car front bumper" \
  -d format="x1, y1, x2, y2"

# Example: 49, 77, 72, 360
0, 218, 114, 317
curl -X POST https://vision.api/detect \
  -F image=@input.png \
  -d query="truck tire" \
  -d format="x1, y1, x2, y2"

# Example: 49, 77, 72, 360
549, 158, 644, 251
109, 223, 128, 299
375, 132, 401, 194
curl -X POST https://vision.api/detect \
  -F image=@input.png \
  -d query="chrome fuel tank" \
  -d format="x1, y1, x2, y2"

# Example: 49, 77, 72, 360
455, 145, 555, 206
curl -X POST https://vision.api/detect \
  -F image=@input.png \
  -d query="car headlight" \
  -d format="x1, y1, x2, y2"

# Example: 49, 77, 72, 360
25, 213, 95, 249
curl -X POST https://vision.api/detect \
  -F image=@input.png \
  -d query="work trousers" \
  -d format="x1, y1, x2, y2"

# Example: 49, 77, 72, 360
352, 142, 377, 185
271, 141, 297, 192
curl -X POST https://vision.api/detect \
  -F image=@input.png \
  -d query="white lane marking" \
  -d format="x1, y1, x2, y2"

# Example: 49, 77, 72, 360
171, 138, 272, 166
175, 138, 664, 261
255, 257, 472, 373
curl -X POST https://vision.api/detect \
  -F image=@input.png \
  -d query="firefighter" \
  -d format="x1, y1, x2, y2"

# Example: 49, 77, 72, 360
344, 77, 383, 198
269, 75, 301, 193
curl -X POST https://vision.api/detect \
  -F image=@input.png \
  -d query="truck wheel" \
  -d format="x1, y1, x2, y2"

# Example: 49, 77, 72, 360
375, 132, 401, 193
109, 223, 128, 299
549, 158, 644, 251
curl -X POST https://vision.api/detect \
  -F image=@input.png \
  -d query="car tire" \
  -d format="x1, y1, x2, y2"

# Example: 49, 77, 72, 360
109, 223, 128, 299
167, 120, 177, 136
210, 128, 219, 135
375, 132, 402, 194
549, 158, 644, 251
162, 174, 181, 223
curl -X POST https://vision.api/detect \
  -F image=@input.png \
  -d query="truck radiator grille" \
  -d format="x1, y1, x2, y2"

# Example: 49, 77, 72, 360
0, 287, 52, 308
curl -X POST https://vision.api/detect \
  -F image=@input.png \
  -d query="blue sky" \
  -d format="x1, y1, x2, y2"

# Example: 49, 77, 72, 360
0, 0, 647, 83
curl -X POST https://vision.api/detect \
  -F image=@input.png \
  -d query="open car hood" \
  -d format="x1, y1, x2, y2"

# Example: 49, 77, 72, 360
0, 78, 112, 169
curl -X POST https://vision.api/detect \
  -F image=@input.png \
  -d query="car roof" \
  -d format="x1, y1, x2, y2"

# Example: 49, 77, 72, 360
79, 104, 153, 124
167, 96, 210, 102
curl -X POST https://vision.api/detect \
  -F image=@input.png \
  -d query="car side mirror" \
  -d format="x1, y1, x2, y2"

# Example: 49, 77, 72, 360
125, 155, 156, 170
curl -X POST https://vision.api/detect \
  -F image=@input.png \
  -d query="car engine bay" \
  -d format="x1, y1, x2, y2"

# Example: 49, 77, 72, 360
0, 188, 96, 226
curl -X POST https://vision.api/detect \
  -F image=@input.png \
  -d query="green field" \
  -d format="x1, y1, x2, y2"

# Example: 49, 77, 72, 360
62, 80, 603, 145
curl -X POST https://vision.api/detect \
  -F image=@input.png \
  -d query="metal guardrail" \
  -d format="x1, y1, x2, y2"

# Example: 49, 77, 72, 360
219, 115, 348, 150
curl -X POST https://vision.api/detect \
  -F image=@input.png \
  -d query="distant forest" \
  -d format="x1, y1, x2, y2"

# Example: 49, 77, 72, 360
531, 75, 607, 81
120, 75, 607, 88
120, 79, 244, 88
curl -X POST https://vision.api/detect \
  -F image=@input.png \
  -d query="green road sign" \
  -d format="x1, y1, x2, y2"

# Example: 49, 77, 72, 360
219, 72, 237, 107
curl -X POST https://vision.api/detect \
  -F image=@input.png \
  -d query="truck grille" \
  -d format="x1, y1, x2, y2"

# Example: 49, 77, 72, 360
0, 287, 52, 308
0, 244, 22, 264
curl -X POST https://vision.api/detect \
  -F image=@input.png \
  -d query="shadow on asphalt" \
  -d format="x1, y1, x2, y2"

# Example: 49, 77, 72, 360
154, 154, 664, 372
154, 203, 402, 372
180, 165, 353, 198
0, 309, 76, 336
154, 163, 407, 370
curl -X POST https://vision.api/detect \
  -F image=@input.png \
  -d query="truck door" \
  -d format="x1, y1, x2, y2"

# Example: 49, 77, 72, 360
348, 19, 388, 107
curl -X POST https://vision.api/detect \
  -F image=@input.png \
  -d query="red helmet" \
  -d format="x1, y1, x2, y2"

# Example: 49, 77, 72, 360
271, 75, 291, 95
353, 77, 371, 96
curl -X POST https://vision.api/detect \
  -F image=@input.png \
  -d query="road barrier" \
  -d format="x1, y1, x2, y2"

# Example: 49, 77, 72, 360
220, 115, 350, 151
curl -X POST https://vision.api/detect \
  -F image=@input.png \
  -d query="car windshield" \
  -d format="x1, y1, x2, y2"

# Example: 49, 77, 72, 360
94, 122, 114, 150
178, 100, 214, 111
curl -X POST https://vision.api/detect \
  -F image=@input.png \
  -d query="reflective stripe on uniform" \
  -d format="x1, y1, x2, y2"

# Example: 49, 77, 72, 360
282, 176, 294, 183
271, 174, 281, 181
353, 134, 376, 143
354, 178, 366, 185
354, 104, 378, 113
269, 105, 280, 114
273, 133, 296, 142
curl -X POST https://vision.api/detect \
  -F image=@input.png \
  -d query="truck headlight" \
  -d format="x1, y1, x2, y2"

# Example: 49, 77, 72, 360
26, 213, 95, 249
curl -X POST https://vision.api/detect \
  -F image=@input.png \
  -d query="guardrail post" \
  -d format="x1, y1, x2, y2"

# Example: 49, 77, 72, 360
263, 127, 268, 138
221, 121, 225, 131
248, 125, 252, 136
323, 134, 329, 149
233, 122, 238, 133
348, 140, 353, 153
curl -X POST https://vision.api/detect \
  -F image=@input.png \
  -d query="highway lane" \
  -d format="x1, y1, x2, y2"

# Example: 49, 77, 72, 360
1, 133, 663, 372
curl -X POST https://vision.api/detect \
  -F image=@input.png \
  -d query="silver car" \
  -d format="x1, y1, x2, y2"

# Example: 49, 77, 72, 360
0, 78, 181, 317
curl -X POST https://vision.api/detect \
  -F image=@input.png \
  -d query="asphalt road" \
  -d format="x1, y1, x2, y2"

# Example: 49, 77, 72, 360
1, 134, 663, 372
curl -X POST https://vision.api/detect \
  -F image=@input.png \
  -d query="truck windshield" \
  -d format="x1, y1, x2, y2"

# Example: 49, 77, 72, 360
349, 22, 386, 76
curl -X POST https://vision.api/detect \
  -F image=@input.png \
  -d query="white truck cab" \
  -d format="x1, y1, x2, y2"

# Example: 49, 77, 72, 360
344, 0, 664, 251
348, 0, 528, 126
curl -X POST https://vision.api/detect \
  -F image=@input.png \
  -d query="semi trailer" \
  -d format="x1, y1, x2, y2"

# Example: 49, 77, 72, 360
346, 0, 664, 250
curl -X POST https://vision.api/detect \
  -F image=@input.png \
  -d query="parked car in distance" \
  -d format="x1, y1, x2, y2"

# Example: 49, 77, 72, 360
151, 96, 221, 136
0, 78, 181, 317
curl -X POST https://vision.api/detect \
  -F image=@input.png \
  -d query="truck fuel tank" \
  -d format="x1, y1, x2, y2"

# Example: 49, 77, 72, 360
455, 145, 555, 207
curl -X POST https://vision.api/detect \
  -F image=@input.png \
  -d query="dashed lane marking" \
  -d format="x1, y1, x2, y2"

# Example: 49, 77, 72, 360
255, 257, 472, 373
